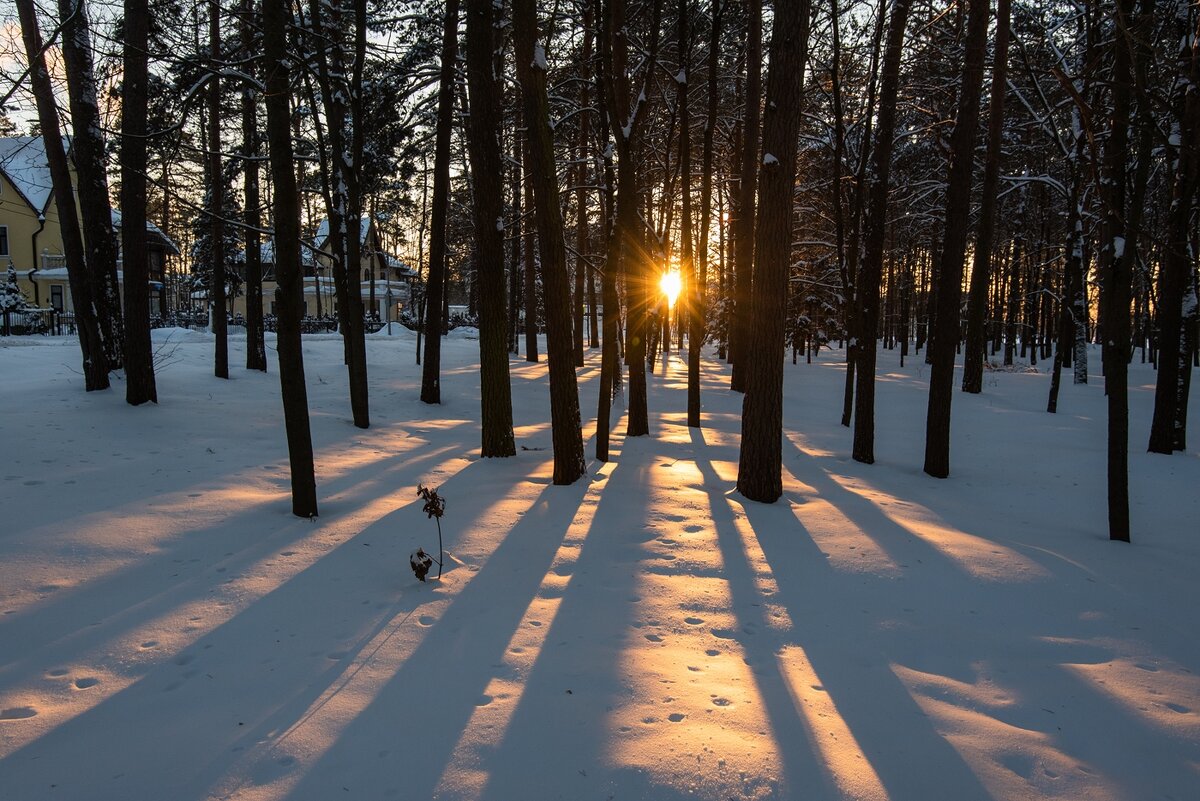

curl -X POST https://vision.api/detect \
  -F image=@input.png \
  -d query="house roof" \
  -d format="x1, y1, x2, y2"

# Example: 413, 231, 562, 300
314, 216, 372, 248
111, 210, 180, 255
234, 240, 316, 267
0, 135, 64, 213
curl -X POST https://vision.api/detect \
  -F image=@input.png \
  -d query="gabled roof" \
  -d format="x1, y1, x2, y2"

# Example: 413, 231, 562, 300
314, 216, 372, 248
234, 240, 316, 266
111, 210, 180, 255
0, 135, 65, 214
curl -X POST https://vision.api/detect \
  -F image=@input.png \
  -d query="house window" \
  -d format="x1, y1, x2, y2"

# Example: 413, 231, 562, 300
50, 284, 64, 311
0, 225, 8, 257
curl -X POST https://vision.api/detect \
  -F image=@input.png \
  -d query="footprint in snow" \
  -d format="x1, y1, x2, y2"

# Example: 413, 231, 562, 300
645, 634, 663, 642
668, 713, 686, 722
0, 707, 37, 721
684, 617, 705, 626
418, 615, 437, 627
1164, 702, 1191, 714
73, 677, 99, 689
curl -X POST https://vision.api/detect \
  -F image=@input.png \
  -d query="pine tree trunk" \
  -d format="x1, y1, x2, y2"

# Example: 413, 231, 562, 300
18, 0, 110, 392
728, 0, 761, 393
57, 0, 124, 371
513, 0, 587, 485
922, 0, 989, 479
736, 0, 811, 503
241, 0, 267, 372
962, 0, 1010, 394
1098, 0, 1136, 542
263, 0, 318, 517
117, 0, 151, 400
208, 0, 228, 380
851, 0, 910, 464
678, 0, 701, 428
595, 0, 619, 462
1148, 7, 1199, 454
465, 0, 516, 458
420, 0, 460, 403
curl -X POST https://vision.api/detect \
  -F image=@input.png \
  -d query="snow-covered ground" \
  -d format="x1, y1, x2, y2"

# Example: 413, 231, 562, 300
1, 328, 1197, 801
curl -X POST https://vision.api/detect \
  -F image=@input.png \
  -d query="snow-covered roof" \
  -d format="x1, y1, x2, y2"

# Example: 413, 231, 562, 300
314, 216, 372, 247
235, 240, 316, 266
385, 254, 418, 278
0, 135, 64, 213
111, 210, 180, 255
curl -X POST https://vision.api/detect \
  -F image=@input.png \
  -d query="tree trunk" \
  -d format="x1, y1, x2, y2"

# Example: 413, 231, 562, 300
465, 0, 516, 457
513, 0, 587, 485
209, 0, 229, 381
420, 0, 460, 403
118, 0, 150, 400
678, 0, 701, 428
728, 0, 761, 393
1149, 6, 1199, 454
594, 0, 620, 462
737, 0, 811, 503
17, 0, 110, 393
241, 0, 267, 372
922, 0, 989, 479
263, 0, 318, 517
851, 0, 910, 464
962, 0, 1011, 394
57, 0, 124, 371
1098, 0, 1136, 542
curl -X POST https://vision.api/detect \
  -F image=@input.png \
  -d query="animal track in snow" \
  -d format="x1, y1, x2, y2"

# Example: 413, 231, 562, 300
418, 615, 437, 627
668, 713, 686, 722
0, 706, 37, 720
73, 677, 99, 689
684, 617, 704, 625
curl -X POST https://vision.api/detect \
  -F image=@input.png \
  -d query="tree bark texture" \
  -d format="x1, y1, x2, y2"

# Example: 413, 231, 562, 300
728, 0, 761, 393
851, 0, 910, 464
420, 0, 460, 403
17, 0, 110, 393
57, 0, 124, 371
465, 0, 517, 458
923, 0, 989, 479
962, 0, 1011, 394
514, 0, 587, 485
264, 0, 318, 517
736, 0, 811, 503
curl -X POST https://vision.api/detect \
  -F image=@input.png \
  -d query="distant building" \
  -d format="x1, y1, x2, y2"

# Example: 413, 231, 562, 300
0, 136, 179, 314
228, 217, 417, 320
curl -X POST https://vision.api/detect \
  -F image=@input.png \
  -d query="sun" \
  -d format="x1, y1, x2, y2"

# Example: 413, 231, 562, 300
660, 269, 682, 309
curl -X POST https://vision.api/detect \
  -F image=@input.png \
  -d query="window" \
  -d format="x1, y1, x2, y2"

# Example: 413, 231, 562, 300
50, 284, 64, 311
0, 225, 8, 257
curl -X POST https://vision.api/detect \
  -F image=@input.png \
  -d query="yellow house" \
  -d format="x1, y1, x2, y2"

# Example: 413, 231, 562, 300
228, 216, 417, 322
0, 135, 178, 315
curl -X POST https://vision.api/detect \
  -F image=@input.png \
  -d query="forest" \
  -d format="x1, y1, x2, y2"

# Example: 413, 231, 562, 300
4, 0, 1199, 545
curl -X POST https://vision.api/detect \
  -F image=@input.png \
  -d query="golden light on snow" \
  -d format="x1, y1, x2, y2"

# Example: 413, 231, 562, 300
660, 269, 683, 309
777, 646, 889, 801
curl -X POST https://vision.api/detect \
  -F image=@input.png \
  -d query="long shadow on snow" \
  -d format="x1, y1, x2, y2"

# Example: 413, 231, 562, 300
472, 449, 659, 801
705, 430, 998, 801
0, 450, 550, 801
278, 478, 590, 800
0, 434, 468, 692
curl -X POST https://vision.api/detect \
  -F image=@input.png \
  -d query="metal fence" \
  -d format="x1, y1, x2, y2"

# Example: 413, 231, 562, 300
2, 310, 383, 337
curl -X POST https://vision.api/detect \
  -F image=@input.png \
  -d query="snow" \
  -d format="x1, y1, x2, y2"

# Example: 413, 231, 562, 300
532, 43, 548, 71
763, 153, 779, 166
0, 334, 1197, 801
